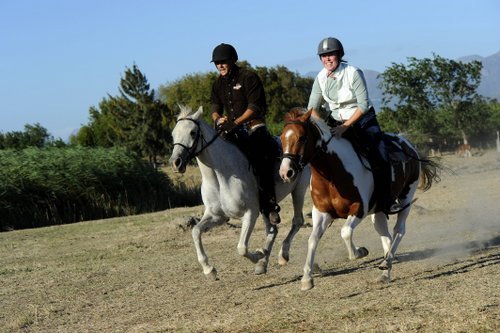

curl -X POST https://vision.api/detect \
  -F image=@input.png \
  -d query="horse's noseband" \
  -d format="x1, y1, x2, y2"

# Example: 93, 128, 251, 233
281, 153, 307, 173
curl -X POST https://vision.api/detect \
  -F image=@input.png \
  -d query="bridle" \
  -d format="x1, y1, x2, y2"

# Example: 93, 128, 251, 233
281, 119, 311, 173
173, 118, 221, 163
282, 118, 335, 173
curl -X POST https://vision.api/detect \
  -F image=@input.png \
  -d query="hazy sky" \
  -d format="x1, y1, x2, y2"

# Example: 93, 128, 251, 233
1, 0, 499, 140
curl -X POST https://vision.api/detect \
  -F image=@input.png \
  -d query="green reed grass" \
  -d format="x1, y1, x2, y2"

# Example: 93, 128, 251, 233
0, 147, 201, 231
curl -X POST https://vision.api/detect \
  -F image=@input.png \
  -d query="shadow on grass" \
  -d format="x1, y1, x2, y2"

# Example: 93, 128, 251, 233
396, 234, 500, 263
253, 234, 500, 290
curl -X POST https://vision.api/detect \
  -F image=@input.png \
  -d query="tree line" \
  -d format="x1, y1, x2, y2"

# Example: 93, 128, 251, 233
2, 54, 500, 158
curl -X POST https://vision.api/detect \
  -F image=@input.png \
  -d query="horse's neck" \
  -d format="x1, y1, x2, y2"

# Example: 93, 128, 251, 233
197, 122, 248, 170
309, 124, 359, 171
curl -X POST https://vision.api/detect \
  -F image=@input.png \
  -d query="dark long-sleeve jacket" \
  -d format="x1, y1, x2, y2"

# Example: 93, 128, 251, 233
211, 66, 267, 123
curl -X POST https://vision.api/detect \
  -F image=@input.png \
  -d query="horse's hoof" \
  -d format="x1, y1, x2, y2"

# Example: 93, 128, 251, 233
255, 262, 268, 275
301, 279, 314, 291
379, 259, 392, 270
376, 274, 391, 284
355, 247, 369, 259
205, 267, 218, 281
278, 252, 289, 266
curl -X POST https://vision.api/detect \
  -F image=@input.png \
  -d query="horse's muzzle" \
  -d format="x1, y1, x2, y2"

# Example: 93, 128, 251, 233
279, 157, 298, 182
169, 156, 186, 173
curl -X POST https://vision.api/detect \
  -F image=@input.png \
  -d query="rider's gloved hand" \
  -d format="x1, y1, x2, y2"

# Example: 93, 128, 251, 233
218, 120, 238, 136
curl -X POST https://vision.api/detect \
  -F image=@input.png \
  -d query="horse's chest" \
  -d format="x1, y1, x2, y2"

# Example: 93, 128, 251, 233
311, 174, 364, 218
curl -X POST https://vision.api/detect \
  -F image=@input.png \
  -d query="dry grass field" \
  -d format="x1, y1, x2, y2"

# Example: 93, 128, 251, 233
1, 150, 499, 332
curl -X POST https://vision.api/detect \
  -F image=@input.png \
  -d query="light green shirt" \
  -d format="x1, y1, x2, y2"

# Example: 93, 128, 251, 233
308, 62, 372, 121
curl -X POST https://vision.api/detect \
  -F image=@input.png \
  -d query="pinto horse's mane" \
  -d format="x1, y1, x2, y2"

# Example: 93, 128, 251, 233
284, 107, 307, 122
284, 107, 331, 143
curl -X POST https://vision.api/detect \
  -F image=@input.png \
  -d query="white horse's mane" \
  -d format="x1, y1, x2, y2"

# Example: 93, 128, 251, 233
177, 104, 201, 120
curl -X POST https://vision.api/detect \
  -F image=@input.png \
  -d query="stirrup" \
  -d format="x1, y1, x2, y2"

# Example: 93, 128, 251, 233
389, 200, 403, 212
385, 198, 417, 215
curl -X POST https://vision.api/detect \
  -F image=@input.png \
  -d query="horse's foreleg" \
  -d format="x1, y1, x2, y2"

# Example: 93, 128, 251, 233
279, 191, 306, 265
192, 214, 226, 280
341, 215, 368, 260
278, 213, 304, 266
237, 210, 263, 264
255, 219, 278, 275
301, 209, 331, 291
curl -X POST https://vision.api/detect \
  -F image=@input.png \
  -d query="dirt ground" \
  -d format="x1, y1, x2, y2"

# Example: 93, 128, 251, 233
1, 150, 499, 333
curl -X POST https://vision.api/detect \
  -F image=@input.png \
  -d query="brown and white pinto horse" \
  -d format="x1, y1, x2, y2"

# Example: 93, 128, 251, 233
279, 108, 441, 290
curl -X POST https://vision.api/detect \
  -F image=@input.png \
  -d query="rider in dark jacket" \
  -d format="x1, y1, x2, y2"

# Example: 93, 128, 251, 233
210, 43, 281, 225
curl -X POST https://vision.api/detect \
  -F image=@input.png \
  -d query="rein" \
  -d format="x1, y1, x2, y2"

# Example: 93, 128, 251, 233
173, 118, 221, 163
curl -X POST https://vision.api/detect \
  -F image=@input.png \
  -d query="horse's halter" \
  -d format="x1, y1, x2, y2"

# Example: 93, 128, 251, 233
281, 119, 310, 173
173, 118, 220, 163
282, 118, 333, 173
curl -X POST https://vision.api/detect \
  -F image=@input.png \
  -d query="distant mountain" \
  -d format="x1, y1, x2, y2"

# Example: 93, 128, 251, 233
464, 51, 500, 101
304, 51, 500, 110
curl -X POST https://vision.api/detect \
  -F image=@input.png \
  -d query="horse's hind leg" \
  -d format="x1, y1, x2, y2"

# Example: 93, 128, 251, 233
341, 215, 368, 260
371, 212, 393, 282
192, 213, 227, 280
372, 212, 392, 257
237, 210, 265, 264
279, 190, 305, 265
255, 218, 278, 275
383, 206, 410, 267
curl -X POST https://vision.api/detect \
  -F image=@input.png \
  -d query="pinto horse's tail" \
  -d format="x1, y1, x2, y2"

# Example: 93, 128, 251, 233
419, 158, 443, 191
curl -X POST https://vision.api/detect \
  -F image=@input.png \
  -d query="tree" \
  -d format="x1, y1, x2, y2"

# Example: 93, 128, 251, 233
158, 71, 217, 123
70, 103, 121, 148
114, 64, 173, 167
0, 123, 55, 149
379, 54, 483, 147
158, 63, 313, 135
255, 65, 313, 133
73, 64, 173, 167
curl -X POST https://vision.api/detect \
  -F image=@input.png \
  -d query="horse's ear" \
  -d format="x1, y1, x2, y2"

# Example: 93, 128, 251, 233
193, 106, 203, 119
302, 108, 313, 121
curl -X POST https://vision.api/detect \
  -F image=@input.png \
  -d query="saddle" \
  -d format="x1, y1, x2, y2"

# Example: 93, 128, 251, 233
382, 134, 413, 165
223, 127, 282, 168
350, 133, 412, 170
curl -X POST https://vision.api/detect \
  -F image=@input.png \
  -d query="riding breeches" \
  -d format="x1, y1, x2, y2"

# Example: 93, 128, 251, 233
247, 127, 280, 214
345, 109, 394, 210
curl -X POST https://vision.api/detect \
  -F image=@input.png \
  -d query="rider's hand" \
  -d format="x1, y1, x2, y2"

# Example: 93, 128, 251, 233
218, 120, 238, 135
330, 124, 349, 138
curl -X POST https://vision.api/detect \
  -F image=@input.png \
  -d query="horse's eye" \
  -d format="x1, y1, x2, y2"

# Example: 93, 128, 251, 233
190, 130, 197, 138
298, 136, 307, 143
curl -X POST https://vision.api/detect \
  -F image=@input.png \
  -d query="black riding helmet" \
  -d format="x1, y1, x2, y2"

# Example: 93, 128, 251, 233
211, 43, 238, 63
317, 37, 344, 58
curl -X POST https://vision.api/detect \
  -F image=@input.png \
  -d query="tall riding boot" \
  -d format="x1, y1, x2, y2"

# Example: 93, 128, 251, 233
247, 126, 281, 225
373, 164, 393, 214
258, 179, 281, 225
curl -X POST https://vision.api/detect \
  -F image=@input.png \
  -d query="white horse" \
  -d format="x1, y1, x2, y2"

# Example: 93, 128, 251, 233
168, 105, 311, 280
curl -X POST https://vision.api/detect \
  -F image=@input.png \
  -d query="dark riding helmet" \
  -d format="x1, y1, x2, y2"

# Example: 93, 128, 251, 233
317, 37, 344, 58
211, 43, 238, 63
